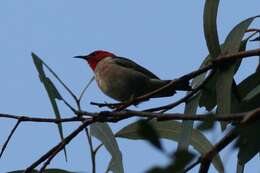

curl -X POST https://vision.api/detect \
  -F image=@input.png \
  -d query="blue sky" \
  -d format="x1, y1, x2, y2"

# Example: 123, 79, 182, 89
1, 1, 260, 173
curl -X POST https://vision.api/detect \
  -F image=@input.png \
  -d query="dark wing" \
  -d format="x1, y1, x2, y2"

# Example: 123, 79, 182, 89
113, 56, 159, 79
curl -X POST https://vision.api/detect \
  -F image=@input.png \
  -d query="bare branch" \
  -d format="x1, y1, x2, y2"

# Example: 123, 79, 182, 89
0, 120, 21, 158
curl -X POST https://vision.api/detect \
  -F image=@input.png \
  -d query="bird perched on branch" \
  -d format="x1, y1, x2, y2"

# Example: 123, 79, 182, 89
74, 50, 191, 102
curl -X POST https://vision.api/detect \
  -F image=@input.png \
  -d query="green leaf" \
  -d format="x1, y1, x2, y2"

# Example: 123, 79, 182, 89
116, 120, 224, 173
146, 150, 195, 173
236, 120, 260, 164
244, 85, 260, 101
178, 56, 211, 150
200, 18, 258, 112
216, 17, 256, 130
8, 169, 73, 173
199, 45, 226, 111
137, 120, 163, 151
177, 94, 200, 150
203, 0, 221, 58
31, 53, 67, 161
234, 93, 260, 113
169, 150, 195, 172
199, 74, 218, 111
237, 70, 260, 99
90, 123, 124, 173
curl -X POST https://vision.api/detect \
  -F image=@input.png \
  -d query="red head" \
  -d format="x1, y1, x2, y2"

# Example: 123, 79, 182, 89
74, 50, 115, 70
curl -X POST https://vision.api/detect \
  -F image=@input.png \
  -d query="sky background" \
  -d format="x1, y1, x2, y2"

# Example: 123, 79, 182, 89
1, 1, 260, 173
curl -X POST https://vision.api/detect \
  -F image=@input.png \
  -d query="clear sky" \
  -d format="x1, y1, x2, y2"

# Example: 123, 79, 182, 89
1, 1, 260, 173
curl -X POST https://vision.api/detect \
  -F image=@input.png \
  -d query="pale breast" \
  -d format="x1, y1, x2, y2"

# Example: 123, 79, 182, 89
94, 57, 148, 101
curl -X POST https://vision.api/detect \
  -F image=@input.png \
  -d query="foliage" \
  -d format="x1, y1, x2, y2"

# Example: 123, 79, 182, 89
1, 1, 260, 173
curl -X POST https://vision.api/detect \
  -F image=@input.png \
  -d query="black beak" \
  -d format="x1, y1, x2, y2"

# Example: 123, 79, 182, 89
73, 55, 88, 60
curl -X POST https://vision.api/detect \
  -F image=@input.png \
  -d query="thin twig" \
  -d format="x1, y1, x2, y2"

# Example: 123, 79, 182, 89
182, 157, 201, 173
79, 76, 95, 102
24, 119, 94, 173
86, 128, 96, 173
94, 144, 103, 155
0, 113, 86, 123
199, 128, 237, 173
0, 119, 21, 158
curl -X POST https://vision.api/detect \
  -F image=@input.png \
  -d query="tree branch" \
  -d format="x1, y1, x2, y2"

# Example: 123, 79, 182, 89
199, 107, 260, 173
0, 120, 21, 158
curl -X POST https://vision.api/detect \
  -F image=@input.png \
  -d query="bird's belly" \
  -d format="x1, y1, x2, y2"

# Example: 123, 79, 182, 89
95, 66, 146, 102
95, 74, 132, 101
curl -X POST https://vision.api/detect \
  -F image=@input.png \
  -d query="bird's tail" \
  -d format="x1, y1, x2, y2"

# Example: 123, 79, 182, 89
149, 79, 191, 98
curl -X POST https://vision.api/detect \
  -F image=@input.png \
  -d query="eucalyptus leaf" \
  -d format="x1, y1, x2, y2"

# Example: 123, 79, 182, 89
146, 150, 195, 173
116, 120, 224, 173
236, 120, 260, 164
178, 55, 211, 150
216, 17, 257, 130
90, 123, 124, 173
31, 53, 67, 161
243, 85, 260, 101
137, 120, 163, 151
237, 70, 260, 99
203, 0, 221, 58
199, 74, 218, 111
238, 94, 260, 113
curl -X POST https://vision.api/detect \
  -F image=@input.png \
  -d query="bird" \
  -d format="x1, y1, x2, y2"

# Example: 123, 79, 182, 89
74, 50, 191, 102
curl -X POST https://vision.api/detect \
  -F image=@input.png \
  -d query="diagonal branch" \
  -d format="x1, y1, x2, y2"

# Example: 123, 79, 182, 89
198, 107, 260, 173
24, 118, 94, 173
0, 119, 21, 158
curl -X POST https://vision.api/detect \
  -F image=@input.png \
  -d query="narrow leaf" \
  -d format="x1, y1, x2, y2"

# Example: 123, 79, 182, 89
199, 74, 217, 111
116, 120, 224, 173
90, 123, 124, 173
243, 85, 260, 101
31, 53, 67, 161
79, 76, 95, 101
203, 0, 221, 58
178, 55, 211, 150
236, 120, 260, 164
146, 150, 195, 173
137, 120, 163, 151
237, 70, 260, 99
216, 17, 256, 130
